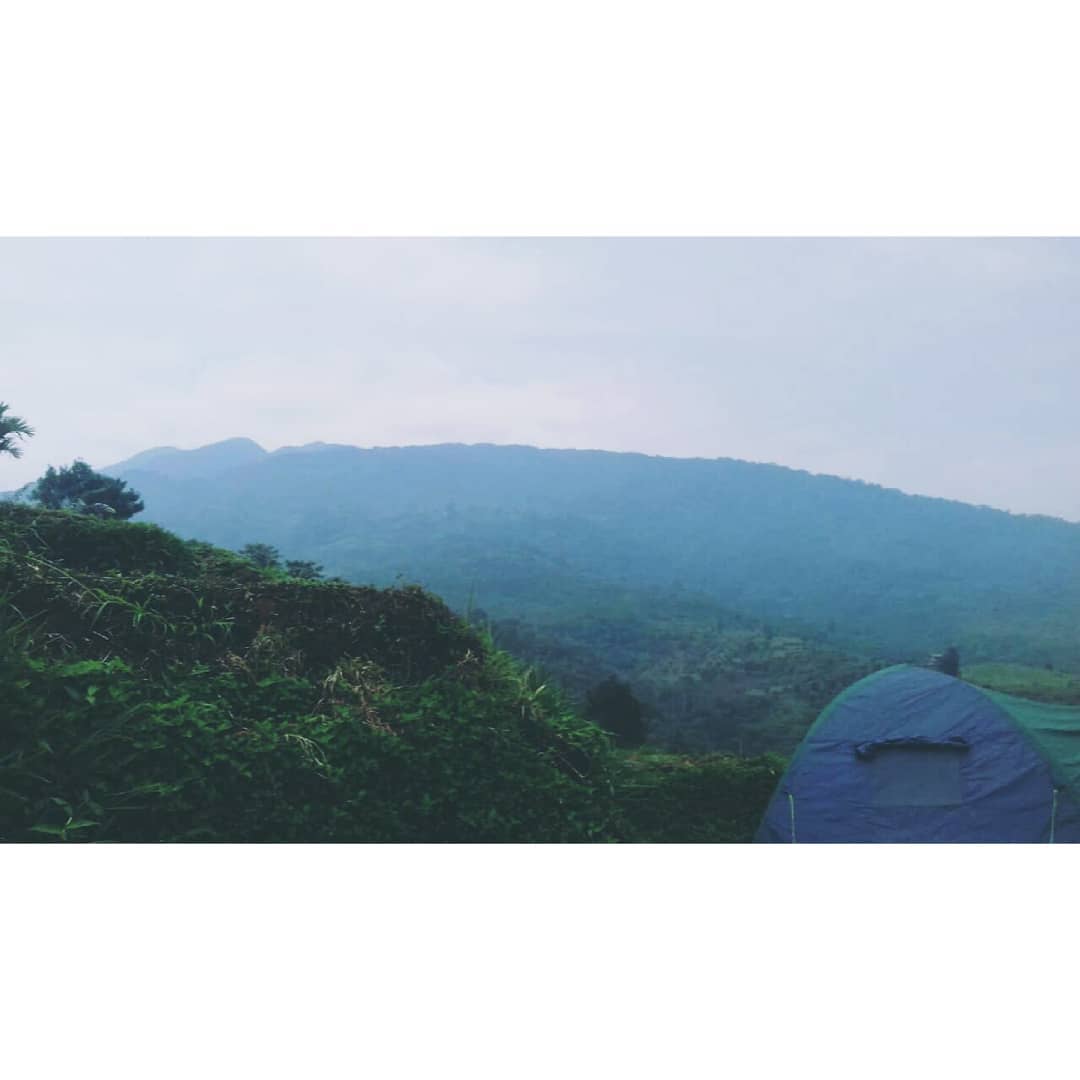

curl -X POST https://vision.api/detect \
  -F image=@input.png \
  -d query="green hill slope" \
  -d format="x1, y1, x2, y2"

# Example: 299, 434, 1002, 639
0, 505, 780, 842
101, 440, 1080, 671
483, 586, 877, 755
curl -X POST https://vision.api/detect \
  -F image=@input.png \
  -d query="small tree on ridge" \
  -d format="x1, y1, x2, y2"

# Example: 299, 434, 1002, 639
239, 543, 282, 571
33, 460, 144, 519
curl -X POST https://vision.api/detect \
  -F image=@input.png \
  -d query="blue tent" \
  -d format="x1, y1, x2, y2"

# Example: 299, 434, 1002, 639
755, 665, 1080, 843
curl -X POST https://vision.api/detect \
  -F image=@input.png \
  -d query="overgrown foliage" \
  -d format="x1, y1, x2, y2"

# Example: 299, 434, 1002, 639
0, 504, 777, 841
611, 750, 785, 842
487, 596, 877, 755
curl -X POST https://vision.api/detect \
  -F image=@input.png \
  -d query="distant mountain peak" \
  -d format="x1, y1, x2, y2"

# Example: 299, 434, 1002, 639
104, 437, 267, 479
192, 437, 267, 455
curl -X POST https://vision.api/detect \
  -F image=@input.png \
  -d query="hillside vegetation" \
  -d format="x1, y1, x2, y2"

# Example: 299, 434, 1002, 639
87, 438, 1080, 752
0, 504, 780, 842
100, 441, 1080, 671
484, 588, 876, 755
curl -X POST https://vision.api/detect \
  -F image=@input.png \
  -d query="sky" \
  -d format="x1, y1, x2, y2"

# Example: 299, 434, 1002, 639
2, 237, 1079, 519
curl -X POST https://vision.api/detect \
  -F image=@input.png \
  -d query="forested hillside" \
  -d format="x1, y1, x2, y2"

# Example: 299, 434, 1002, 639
0, 503, 780, 841
480, 586, 876, 754
97, 439, 1080, 670
88, 438, 1080, 708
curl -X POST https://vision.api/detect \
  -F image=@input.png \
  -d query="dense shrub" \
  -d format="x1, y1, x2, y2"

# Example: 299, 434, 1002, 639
0, 508, 623, 841
0, 507, 779, 842
0, 648, 619, 842
612, 750, 784, 842
0, 503, 193, 574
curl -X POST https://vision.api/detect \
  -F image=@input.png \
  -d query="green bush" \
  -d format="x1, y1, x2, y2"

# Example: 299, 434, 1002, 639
0, 503, 194, 574
0, 508, 623, 842
0, 647, 623, 842
611, 750, 785, 842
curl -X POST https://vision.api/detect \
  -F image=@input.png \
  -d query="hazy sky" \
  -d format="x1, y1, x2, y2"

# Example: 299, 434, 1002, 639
2, 238, 1078, 519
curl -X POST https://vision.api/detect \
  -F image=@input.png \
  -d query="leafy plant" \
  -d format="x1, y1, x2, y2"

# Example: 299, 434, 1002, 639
0, 402, 34, 460
0, 504, 784, 842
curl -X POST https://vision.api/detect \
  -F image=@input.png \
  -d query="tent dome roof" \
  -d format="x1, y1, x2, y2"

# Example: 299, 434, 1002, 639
756, 664, 1080, 843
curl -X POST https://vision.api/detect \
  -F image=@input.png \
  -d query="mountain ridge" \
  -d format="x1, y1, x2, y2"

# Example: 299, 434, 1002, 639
11, 436, 1080, 752
92, 438, 1080, 674
102, 436, 1077, 525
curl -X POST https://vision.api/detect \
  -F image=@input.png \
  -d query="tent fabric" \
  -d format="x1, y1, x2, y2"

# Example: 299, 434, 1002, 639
755, 665, 1080, 843
980, 689, 1080, 803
